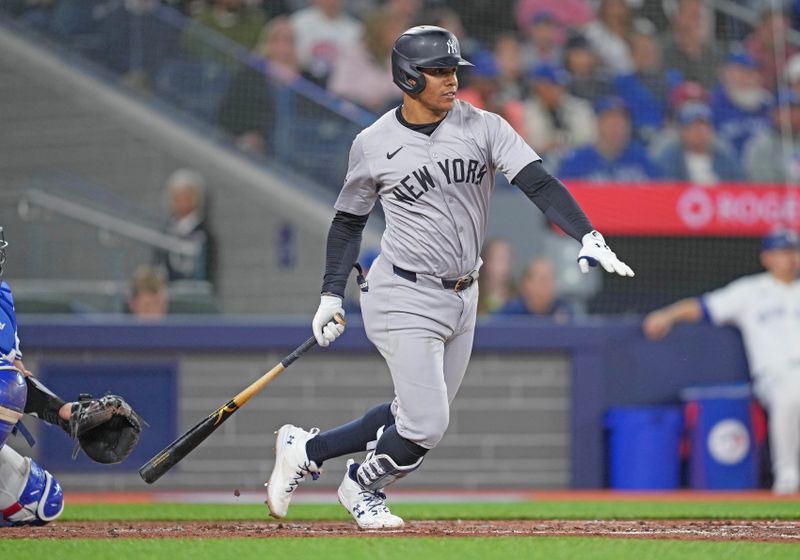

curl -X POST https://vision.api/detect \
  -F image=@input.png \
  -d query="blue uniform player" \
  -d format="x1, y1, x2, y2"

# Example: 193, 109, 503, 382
0, 226, 143, 526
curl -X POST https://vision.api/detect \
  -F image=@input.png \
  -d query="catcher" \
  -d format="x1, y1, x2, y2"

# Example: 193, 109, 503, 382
0, 226, 143, 526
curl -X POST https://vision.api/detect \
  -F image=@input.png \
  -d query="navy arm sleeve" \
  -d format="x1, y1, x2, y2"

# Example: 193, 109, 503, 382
321, 211, 369, 297
511, 161, 593, 242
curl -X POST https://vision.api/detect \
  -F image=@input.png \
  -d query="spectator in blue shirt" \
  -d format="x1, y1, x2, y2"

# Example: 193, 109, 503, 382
557, 96, 662, 181
654, 102, 743, 184
711, 49, 773, 158
496, 258, 573, 322
613, 18, 683, 144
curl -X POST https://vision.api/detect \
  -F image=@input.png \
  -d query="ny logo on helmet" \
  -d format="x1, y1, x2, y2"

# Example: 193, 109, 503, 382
446, 39, 457, 54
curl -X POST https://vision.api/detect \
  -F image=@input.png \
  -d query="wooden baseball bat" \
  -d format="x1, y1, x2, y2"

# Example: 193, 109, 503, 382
138, 315, 344, 484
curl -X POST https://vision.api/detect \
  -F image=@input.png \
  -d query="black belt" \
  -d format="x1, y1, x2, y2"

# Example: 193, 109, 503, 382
392, 265, 475, 292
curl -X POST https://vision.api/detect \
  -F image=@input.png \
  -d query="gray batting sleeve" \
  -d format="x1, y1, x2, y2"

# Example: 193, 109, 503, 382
512, 161, 593, 242
321, 211, 369, 297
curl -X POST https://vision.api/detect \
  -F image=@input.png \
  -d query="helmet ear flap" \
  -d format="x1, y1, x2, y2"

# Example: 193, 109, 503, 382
404, 69, 426, 95
392, 50, 426, 95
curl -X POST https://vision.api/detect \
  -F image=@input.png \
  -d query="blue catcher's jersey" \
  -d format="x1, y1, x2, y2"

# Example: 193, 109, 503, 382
0, 281, 21, 369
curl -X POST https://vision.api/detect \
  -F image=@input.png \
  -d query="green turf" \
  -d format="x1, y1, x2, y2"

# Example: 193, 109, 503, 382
61, 500, 800, 521
0, 537, 796, 560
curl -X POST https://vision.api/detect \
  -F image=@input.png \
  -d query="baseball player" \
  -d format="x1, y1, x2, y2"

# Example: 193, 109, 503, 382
0, 226, 143, 526
265, 25, 634, 529
644, 230, 800, 495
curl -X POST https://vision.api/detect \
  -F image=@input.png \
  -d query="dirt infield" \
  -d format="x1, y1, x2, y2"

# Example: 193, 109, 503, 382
4, 520, 799, 541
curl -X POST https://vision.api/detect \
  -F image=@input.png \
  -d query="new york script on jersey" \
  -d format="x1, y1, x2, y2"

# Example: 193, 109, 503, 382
392, 158, 488, 205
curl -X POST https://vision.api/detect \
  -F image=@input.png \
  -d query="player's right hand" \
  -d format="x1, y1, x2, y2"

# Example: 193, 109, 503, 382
312, 295, 345, 347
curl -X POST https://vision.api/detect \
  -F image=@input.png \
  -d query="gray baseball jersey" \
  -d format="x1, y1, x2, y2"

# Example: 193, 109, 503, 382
334, 100, 540, 279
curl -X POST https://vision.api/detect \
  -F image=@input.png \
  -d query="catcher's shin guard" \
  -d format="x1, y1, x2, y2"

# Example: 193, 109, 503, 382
0, 445, 64, 526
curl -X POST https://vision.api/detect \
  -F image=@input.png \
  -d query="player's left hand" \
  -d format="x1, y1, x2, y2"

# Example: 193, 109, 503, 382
62, 394, 143, 464
578, 230, 635, 277
312, 295, 346, 347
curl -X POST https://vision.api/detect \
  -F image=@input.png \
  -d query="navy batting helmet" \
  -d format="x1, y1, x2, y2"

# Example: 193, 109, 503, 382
391, 26, 473, 95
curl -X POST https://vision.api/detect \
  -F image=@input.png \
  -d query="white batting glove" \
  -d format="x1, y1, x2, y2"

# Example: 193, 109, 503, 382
577, 231, 635, 277
312, 295, 345, 347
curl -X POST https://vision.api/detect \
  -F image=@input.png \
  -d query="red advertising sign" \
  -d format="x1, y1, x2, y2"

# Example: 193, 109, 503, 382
566, 182, 800, 236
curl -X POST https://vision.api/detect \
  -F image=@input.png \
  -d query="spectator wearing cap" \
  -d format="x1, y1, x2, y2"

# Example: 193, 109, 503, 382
613, 18, 683, 144
649, 81, 710, 160
643, 229, 800, 495
563, 32, 614, 103
654, 102, 743, 185
519, 10, 563, 70
745, 7, 797, 91
744, 89, 800, 184
659, 0, 723, 89
458, 50, 526, 135
710, 49, 773, 159
558, 96, 661, 181
522, 63, 596, 169
583, 0, 635, 75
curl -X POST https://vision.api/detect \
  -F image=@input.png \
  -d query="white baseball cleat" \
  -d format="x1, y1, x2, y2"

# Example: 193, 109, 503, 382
337, 459, 404, 530
772, 474, 799, 495
265, 424, 320, 518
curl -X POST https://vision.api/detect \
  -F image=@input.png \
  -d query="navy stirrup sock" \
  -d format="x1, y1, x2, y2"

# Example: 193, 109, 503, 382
306, 402, 394, 466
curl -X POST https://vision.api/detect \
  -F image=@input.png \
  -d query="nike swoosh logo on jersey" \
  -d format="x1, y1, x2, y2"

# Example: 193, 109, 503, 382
0, 322, 5, 330
386, 147, 403, 159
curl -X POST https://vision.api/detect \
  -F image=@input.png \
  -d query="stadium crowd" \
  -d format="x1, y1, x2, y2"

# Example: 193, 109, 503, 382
3, 0, 800, 184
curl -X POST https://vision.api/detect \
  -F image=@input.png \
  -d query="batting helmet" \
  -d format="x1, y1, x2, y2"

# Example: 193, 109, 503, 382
392, 26, 473, 95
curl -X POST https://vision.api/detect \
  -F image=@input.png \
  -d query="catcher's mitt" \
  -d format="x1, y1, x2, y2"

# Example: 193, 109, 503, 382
60, 394, 144, 464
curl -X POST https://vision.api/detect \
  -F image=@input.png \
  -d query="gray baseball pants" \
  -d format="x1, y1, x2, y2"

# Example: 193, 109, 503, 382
360, 254, 478, 449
